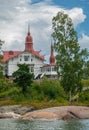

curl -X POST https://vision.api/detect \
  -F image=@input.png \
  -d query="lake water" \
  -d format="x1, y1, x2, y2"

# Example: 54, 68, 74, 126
0, 119, 89, 130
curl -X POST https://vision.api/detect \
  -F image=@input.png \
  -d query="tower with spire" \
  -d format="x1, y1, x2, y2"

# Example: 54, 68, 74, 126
39, 40, 57, 79
50, 42, 55, 65
25, 25, 34, 52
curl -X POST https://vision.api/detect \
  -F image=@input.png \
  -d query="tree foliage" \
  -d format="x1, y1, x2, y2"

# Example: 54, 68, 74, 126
52, 11, 89, 100
30, 77, 66, 101
0, 39, 4, 79
13, 64, 34, 93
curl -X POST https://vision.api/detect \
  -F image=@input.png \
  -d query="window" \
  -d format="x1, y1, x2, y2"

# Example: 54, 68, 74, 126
20, 56, 22, 61
30, 67, 34, 72
52, 67, 54, 71
47, 67, 51, 72
31, 55, 34, 62
41, 67, 43, 72
30, 65, 34, 72
31, 58, 33, 62
24, 56, 29, 61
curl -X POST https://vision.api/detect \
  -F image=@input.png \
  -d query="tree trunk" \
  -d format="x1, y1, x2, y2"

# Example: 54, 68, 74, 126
69, 90, 72, 105
76, 94, 78, 106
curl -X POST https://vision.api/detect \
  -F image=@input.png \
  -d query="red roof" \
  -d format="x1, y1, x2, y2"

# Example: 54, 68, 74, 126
32, 50, 44, 60
1, 51, 22, 62
1, 50, 44, 63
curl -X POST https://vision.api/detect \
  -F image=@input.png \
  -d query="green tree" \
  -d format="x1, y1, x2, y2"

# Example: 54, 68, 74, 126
83, 61, 89, 79
13, 64, 34, 94
0, 39, 4, 78
52, 11, 88, 104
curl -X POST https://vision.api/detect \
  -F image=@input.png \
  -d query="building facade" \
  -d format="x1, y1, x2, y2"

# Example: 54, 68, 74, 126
2, 29, 57, 79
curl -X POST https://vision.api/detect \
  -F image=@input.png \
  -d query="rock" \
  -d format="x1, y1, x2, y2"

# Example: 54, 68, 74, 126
21, 106, 89, 120
12, 106, 35, 115
0, 106, 89, 120
21, 111, 59, 120
62, 112, 79, 120
0, 112, 21, 119
0, 105, 35, 115
70, 107, 89, 119
0, 105, 35, 119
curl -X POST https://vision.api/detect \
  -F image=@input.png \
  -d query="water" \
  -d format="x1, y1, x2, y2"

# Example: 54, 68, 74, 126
0, 119, 89, 130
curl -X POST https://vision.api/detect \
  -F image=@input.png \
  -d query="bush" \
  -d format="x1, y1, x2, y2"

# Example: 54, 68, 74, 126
0, 77, 67, 106
82, 79, 89, 88
79, 90, 89, 102
29, 78, 66, 101
29, 82, 45, 100
40, 78, 66, 100
0, 79, 21, 99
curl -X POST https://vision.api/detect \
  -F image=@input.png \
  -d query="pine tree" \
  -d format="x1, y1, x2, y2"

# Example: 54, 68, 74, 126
13, 64, 34, 94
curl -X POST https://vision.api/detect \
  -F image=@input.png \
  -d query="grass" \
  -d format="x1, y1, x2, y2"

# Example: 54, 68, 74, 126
1, 98, 89, 109
0, 98, 69, 108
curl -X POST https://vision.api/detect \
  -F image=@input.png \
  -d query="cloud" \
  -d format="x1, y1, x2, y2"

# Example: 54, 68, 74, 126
67, 8, 86, 27
0, 0, 87, 62
78, 33, 89, 49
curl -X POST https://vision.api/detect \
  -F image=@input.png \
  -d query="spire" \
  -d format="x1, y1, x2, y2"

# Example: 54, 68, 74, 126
50, 40, 55, 65
25, 25, 34, 52
28, 24, 30, 35
51, 39, 53, 55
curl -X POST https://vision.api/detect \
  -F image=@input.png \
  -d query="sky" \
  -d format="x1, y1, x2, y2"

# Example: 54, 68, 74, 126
0, 0, 89, 63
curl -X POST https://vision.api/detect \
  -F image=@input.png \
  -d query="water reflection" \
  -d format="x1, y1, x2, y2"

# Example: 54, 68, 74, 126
61, 120, 88, 130
0, 119, 89, 130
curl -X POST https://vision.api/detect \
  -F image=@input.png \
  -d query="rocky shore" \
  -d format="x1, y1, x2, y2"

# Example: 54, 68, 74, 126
0, 105, 89, 120
0, 105, 34, 119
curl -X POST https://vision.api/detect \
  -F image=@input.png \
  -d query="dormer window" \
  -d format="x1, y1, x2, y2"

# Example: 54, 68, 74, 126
9, 51, 14, 55
24, 56, 29, 61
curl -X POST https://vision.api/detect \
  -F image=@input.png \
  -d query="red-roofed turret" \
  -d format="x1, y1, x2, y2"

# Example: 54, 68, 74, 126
25, 26, 34, 52
50, 42, 55, 65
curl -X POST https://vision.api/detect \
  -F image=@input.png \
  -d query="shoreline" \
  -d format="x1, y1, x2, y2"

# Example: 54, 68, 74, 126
0, 105, 89, 120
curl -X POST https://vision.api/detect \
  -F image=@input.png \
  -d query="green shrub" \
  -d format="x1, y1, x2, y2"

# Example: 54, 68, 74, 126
40, 78, 66, 100
29, 82, 44, 100
82, 79, 89, 87
79, 90, 89, 101
0, 77, 67, 106
0, 87, 20, 98
0, 79, 21, 99
29, 78, 66, 101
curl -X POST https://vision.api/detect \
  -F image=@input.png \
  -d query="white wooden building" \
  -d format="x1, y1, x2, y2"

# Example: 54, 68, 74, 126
2, 29, 57, 79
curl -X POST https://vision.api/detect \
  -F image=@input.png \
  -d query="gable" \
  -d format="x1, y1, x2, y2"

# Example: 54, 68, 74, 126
1, 51, 23, 63
2, 50, 44, 63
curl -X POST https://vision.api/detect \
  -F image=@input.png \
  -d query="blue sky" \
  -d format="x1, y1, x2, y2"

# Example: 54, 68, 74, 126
53, 0, 89, 36
0, 0, 89, 63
